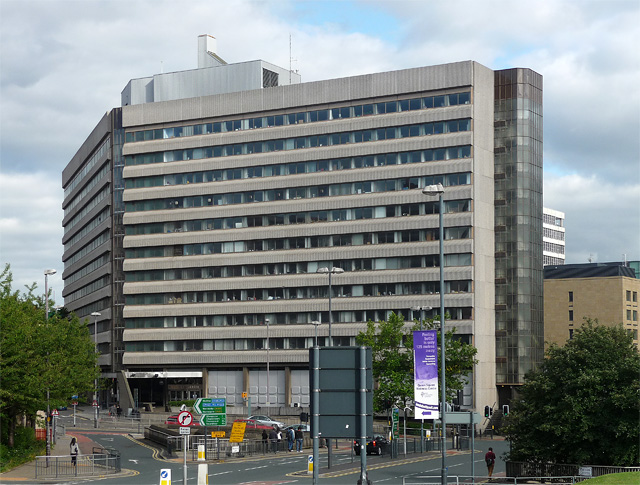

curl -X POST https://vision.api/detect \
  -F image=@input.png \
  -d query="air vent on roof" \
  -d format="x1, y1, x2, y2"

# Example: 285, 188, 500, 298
263, 69, 279, 88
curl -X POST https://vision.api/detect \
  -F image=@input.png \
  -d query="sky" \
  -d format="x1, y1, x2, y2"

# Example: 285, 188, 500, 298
1, 0, 639, 306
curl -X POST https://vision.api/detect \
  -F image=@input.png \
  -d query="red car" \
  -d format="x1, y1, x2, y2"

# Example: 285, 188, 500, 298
165, 415, 198, 426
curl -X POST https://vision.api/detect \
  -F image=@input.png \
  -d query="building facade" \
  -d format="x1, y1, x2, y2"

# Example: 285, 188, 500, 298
543, 207, 565, 266
544, 263, 639, 349
62, 38, 543, 417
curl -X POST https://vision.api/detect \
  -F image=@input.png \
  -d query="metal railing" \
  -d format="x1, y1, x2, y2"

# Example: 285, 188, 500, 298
403, 476, 583, 484
35, 451, 120, 478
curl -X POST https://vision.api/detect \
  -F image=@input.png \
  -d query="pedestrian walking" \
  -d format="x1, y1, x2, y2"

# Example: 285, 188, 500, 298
287, 427, 295, 451
262, 429, 268, 453
485, 447, 496, 477
70, 437, 79, 466
269, 427, 278, 453
295, 426, 304, 452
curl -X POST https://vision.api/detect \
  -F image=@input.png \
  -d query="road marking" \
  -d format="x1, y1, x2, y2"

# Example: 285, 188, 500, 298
129, 459, 138, 464
245, 465, 268, 470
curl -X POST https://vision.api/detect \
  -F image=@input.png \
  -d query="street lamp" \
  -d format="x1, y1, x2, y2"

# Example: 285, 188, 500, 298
316, 267, 344, 347
90, 312, 101, 428
311, 320, 321, 347
44, 269, 56, 460
422, 183, 447, 485
265, 319, 270, 407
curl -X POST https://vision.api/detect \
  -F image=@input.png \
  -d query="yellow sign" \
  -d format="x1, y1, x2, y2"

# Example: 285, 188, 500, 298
210, 431, 225, 438
242, 392, 247, 398
229, 421, 247, 443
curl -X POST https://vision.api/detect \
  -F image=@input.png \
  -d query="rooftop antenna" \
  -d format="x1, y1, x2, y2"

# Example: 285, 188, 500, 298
588, 254, 593, 263
289, 34, 297, 84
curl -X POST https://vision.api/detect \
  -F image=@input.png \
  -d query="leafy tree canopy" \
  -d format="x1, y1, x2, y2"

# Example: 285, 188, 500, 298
356, 312, 477, 412
503, 319, 640, 466
0, 264, 98, 447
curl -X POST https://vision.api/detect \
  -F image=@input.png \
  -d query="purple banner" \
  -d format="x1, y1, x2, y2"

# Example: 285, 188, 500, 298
413, 330, 439, 419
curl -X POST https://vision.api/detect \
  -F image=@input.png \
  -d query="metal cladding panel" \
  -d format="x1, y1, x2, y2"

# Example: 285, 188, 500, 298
123, 350, 309, 366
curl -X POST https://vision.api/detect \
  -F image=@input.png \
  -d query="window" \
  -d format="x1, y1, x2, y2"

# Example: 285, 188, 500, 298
568, 291, 573, 303
627, 310, 632, 320
568, 310, 573, 322
633, 310, 638, 322
569, 329, 574, 340
626, 290, 631, 301
634, 291, 638, 302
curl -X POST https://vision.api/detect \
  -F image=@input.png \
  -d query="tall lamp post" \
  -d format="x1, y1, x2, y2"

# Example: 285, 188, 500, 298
311, 320, 321, 347
44, 269, 56, 460
90, 312, 101, 428
411, 305, 432, 450
265, 319, 270, 407
316, 267, 344, 347
422, 183, 447, 485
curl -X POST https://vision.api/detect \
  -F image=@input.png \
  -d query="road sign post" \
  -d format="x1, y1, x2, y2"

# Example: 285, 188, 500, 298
194, 398, 227, 426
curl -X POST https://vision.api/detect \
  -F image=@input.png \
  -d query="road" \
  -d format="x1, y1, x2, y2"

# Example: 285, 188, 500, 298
56, 408, 509, 484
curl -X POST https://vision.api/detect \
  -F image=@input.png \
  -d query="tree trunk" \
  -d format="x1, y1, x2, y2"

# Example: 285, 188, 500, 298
8, 413, 16, 448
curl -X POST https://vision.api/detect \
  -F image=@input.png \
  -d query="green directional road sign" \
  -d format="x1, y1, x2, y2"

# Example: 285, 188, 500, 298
392, 407, 400, 439
194, 397, 226, 426
200, 414, 226, 426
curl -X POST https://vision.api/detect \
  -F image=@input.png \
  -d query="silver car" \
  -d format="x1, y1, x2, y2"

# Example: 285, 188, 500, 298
248, 415, 285, 428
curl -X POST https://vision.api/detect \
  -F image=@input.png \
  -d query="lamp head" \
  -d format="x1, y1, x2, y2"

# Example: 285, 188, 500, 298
90, 312, 101, 317
311, 320, 321, 326
44, 269, 57, 276
331, 267, 345, 274
422, 183, 445, 196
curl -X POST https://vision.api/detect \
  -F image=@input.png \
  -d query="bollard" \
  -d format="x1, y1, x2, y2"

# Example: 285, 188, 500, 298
198, 444, 205, 461
197, 463, 208, 484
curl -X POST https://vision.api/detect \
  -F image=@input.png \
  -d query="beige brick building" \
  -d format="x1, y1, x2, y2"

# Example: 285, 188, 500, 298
544, 263, 639, 349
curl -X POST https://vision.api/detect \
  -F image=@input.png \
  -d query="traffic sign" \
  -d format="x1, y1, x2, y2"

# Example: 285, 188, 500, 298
52, 409, 59, 417
211, 431, 225, 438
193, 398, 226, 415
92, 400, 99, 408
179, 426, 191, 435
177, 411, 193, 427
72, 402, 78, 406
229, 421, 246, 443
200, 414, 226, 426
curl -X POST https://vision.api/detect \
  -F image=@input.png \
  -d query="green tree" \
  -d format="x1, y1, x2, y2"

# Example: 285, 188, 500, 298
0, 264, 98, 447
356, 312, 477, 412
503, 319, 640, 466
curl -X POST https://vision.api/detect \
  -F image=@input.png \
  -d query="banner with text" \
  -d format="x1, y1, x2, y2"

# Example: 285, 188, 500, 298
413, 330, 439, 419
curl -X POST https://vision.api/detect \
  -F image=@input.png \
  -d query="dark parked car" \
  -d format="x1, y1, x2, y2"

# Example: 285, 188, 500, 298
353, 436, 388, 455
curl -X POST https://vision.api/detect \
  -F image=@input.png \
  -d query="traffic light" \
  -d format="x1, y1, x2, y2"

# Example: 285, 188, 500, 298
484, 405, 492, 418
299, 412, 308, 422
502, 404, 509, 416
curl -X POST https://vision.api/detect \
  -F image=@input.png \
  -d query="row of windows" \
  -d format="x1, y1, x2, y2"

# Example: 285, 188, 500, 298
124, 307, 469, 329
125, 263, 472, 306
128, 279, 471, 305
125, 227, 471, 265
543, 255, 565, 266
64, 208, 110, 252
125, 172, 471, 213
125, 336, 356, 352
125, 199, 471, 241
64, 255, 110, 286
626, 310, 638, 321
543, 227, 565, 241
65, 164, 110, 217
626, 290, 638, 302
64, 231, 110, 270
64, 186, 109, 236
124, 119, 472, 166
543, 241, 565, 254
126, 146, 472, 189
65, 275, 110, 304
125, 91, 472, 143
543, 213, 563, 227
64, 138, 110, 199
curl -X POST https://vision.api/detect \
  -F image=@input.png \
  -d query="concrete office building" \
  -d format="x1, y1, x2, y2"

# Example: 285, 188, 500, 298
543, 207, 565, 266
62, 36, 543, 417
544, 262, 639, 349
